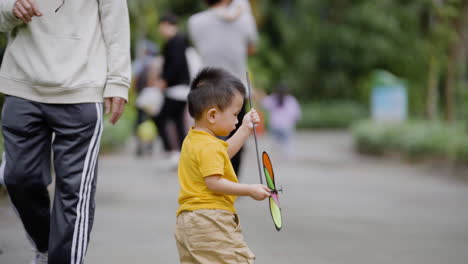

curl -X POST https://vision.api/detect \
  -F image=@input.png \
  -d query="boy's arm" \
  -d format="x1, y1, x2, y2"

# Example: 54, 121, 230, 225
226, 108, 260, 158
205, 175, 270, 201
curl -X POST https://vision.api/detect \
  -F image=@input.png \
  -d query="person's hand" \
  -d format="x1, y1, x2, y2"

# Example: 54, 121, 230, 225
242, 108, 260, 131
248, 184, 270, 201
13, 0, 42, 23
104, 97, 126, 125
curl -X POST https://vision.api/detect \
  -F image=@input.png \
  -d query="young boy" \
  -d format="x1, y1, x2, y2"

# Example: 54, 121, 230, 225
175, 67, 271, 264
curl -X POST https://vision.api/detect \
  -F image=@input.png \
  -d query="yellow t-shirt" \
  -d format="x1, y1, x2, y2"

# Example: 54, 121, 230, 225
176, 128, 238, 216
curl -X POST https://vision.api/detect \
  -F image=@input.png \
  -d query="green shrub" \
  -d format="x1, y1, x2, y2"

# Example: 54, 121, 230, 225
297, 101, 368, 129
352, 120, 468, 163
352, 120, 390, 154
456, 140, 468, 164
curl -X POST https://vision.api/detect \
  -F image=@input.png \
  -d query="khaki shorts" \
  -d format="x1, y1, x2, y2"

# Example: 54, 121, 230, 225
175, 209, 255, 264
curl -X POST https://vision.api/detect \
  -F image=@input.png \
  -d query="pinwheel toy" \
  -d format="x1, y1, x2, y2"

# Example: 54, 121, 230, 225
246, 72, 283, 231
262, 151, 283, 231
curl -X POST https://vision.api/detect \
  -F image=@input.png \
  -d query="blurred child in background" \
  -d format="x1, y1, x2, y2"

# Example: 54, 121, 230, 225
261, 83, 301, 158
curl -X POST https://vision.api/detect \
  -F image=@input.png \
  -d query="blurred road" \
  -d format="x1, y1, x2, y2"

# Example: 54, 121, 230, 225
1, 131, 468, 264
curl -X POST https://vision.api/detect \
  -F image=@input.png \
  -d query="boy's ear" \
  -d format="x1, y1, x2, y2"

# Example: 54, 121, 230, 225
206, 108, 217, 124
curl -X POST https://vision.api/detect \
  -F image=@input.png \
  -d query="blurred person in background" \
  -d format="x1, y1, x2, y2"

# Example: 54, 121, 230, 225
154, 13, 191, 166
260, 83, 301, 159
0, 0, 131, 263
188, 0, 258, 174
132, 39, 162, 157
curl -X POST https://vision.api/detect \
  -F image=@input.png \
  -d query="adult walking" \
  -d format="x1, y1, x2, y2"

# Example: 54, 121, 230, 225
188, 0, 258, 174
0, 0, 131, 263
153, 13, 191, 165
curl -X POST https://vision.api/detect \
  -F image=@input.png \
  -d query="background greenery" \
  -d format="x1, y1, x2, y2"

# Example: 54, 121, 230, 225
1, 0, 468, 155
297, 101, 367, 129
126, 0, 468, 120
352, 120, 468, 163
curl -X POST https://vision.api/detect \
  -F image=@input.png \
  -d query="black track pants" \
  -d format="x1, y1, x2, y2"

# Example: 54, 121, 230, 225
0, 96, 103, 264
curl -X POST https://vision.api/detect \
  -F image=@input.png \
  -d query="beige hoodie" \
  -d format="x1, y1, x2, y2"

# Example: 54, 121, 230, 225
0, 0, 131, 103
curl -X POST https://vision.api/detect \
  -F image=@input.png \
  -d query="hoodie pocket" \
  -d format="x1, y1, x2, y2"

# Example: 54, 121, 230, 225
3, 31, 94, 88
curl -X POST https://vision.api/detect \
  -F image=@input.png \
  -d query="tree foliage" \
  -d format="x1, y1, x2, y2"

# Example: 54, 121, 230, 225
1, 0, 467, 120
253, 0, 467, 118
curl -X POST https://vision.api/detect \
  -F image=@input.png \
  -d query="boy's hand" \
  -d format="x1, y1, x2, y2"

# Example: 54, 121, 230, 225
242, 108, 260, 131
248, 184, 271, 201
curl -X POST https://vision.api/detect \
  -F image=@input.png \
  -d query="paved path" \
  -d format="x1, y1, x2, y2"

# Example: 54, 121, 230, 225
1, 131, 468, 264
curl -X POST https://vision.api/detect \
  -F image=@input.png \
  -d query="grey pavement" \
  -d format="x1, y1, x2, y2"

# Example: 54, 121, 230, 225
1, 131, 468, 264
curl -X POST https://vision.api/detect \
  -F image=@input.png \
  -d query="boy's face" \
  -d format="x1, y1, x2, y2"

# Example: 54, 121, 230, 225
211, 91, 244, 137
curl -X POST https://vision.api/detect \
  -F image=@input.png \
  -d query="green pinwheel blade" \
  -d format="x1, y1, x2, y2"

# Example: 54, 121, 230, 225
269, 196, 282, 231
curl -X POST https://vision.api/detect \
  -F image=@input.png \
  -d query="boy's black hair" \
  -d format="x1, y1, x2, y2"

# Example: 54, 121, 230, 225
160, 13, 179, 25
188, 67, 246, 120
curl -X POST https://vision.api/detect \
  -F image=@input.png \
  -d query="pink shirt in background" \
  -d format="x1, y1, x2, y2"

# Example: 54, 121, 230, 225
262, 95, 302, 130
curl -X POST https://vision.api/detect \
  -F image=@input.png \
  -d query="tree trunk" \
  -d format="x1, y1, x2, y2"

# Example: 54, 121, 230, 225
444, 2, 468, 122
425, 0, 444, 121
426, 55, 439, 120
445, 46, 456, 122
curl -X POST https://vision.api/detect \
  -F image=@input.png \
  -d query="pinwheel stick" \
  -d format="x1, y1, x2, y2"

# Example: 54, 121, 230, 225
246, 72, 264, 185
